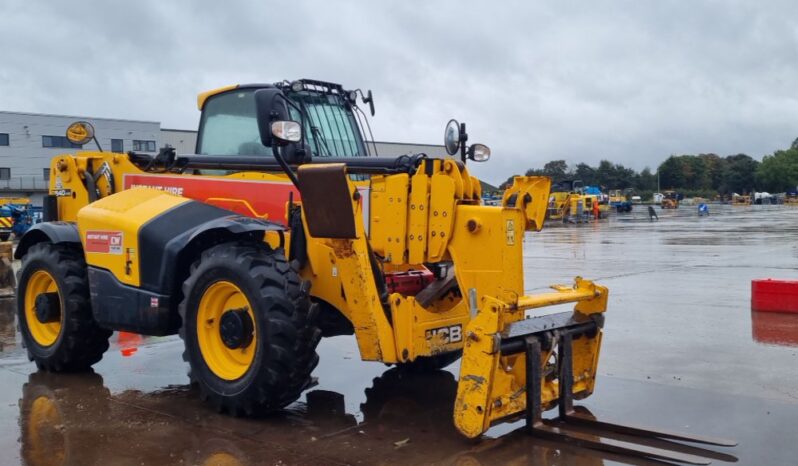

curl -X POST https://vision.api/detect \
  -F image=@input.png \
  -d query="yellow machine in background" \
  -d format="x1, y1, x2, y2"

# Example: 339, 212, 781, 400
547, 191, 571, 221
13, 80, 734, 462
661, 190, 681, 209
547, 180, 589, 222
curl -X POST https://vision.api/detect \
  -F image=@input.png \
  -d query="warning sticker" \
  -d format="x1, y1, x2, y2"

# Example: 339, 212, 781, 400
85, 231, 123, 255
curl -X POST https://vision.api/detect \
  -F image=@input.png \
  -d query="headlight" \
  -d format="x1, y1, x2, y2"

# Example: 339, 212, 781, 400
271, 121, 302, 143
467, 143, 491, 162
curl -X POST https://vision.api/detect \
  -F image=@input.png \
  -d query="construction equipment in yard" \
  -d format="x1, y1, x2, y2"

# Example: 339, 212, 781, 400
0, 241, 15, 295
547, 179, 581, 220
14, 80, 735, 463
661, 190, 681, 209
546, 180, 595, 223
0, 198, 40, 241
608, 189, 633, 213
0, 199, 21, 292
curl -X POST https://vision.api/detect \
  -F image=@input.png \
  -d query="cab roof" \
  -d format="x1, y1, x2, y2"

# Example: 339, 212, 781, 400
196, 79, 347, 110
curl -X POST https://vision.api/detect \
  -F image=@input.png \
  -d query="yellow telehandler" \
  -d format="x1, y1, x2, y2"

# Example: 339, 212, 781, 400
15, 80, 733, 463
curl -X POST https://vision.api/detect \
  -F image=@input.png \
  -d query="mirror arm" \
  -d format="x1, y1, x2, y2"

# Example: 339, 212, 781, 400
93, 134, 104, 152
272, 144, 300, 188
265, 92, 304, 189
459, 122, 468, 164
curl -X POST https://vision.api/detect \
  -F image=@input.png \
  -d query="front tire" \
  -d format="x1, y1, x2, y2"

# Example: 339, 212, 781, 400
179, 242, 320, 416
17, 243, 111, 371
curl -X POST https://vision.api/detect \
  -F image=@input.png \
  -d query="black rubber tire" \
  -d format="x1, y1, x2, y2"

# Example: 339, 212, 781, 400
361, 368, 457, 430
395, 350, 462, 372
0, 232, 10, 242
179, 241, 321, 416
16, 243, 111, 371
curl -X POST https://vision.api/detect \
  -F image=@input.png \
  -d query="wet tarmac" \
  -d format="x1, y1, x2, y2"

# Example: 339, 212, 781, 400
1, 204, 797, 465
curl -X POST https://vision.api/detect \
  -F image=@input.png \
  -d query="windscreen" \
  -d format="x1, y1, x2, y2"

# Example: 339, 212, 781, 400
197, 89, 266, 156
197, 88, 367, 157
287, 91, 366, 158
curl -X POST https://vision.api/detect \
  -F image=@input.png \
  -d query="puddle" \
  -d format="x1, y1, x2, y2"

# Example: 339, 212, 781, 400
0, 298, 16, 353
10, 368, 626, 466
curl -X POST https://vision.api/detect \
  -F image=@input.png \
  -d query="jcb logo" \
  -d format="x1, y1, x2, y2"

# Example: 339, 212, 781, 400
425, 324, 463, 344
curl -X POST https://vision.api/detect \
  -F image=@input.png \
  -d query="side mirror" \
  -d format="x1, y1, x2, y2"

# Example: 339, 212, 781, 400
363, 89, 375, 116
444, 119, 462, 156
254, 88, 291, 147
66, 121, 95, 146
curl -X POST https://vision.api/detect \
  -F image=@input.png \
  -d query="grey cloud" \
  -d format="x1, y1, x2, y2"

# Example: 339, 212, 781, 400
1, 0, 797, 185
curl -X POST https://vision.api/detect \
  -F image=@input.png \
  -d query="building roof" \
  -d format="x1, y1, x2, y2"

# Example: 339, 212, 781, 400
161, 128, 198, 133
0, 110, 158, 125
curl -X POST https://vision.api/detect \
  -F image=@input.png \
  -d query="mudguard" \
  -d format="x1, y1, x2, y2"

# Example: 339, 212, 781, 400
15, 222, 81, 259
138, 205, 287, 295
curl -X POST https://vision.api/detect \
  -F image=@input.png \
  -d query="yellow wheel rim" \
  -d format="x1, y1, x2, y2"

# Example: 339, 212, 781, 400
203, 452, 243, 466
27, 396, 66, 466
196, 281, 257, 381
24, 270, 62, 347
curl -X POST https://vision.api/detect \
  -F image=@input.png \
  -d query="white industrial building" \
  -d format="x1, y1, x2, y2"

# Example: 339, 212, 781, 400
0, 110, 443, 204
0, 111, 162, 203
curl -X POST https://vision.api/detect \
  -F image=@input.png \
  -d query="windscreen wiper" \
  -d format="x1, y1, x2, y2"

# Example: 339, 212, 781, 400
311, 126, 334, 157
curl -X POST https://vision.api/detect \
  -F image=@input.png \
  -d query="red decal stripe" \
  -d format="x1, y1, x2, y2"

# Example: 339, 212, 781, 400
123, 174, 300, 224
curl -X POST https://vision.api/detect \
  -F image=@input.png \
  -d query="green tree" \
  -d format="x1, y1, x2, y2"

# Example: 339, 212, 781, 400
542, 160, 569, 182
573, 163, 596, 186
698, 153, 724, 190
683, 155, 705, 189
756, 147, 798, 192
595, 160, 635, 189
720, 154, 758, 194
658, 155, 686, 189
634, 167, 657, 191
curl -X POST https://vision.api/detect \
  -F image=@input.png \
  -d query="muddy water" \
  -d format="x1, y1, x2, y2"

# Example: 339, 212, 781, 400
1, 204, 797, 465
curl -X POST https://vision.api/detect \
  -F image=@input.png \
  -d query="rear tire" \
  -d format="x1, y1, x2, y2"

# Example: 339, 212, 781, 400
16, 243, 111, 371
179, 241, 321, 416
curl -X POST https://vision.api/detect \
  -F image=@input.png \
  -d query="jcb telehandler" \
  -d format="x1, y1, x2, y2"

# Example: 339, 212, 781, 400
16, 79, 734, 463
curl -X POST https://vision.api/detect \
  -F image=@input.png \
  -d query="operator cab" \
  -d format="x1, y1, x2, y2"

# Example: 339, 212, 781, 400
196, 80, 373, 159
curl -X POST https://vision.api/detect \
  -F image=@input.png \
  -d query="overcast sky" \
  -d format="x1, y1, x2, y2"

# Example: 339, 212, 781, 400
2, 1, 797, 185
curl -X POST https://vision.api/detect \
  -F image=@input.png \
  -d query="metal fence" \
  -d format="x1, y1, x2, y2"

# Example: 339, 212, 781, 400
0, 177, 48, 191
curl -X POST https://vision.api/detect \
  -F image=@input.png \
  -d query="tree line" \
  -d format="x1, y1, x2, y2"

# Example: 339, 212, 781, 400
500, 138, 798, 198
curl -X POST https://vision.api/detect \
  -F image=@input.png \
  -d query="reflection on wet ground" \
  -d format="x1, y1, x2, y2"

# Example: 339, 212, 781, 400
0, 297, 15, 352
10, 366, 621, 466
2, 205, 798, 465
11, 362, 778, 466
751, 311, 798, 347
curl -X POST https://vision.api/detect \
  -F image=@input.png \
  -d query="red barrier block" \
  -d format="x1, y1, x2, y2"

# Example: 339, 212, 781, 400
752, 279, 798, 313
